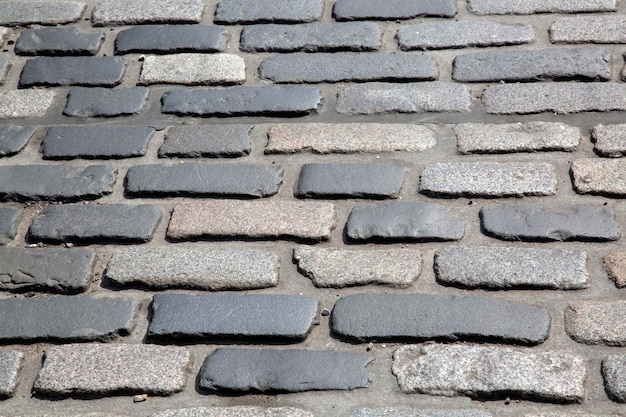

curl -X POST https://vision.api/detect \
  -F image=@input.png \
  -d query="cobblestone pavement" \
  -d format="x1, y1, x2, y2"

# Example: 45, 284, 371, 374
3, 0, 626, 416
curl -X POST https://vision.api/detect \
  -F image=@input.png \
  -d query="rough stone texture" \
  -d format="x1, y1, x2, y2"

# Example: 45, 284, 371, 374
159, 125, 251, 158
420, 162, 556, 197
604, 251, 626, 288
435, 246, 588, 290
480, 204, 621, 242
259, 54, 438, 83
126, 163, 283, 197
0, 296, 136, 342
214, 0, 323, 24
0, 28, 7, 48
293, 247, 422, 288
15, 28, 103, 55
19, 57, 125, 88
0, 126, 37, 157
241, 23, 381, 52
332, 293, 550, 345
63, 87, 149, 117
393, 344, 585, 402
0, 350, 22, 398
336, 82, 470, 115
333, 0, 456, 20
167, 200, 335, 241
154, 408, 314, 417
0, 1, 86, 26
550, 16, 626, 44
34, 344, 191, 396
468, 0, 616, 14
148, 294, 318, 341
0, 208, 20, 245
455, 122, 580, 154
115, 25, 228, 54
140, 54, 245, 85
0, 165, 116, 201
105, 247, 278, 290
351, 410, 491, 417
42, 126, 154, 159
565, 301, 626, 346
453, 48, 611, 82
162, 86, 322, 117
29, 204, 161, 244
266, 123, 437, 154
346, 201, 464, 242
397, 21, 534, 50
0, 58, 10, 85
296, 163, 406, 198
592, 124, 626, 157
0, 90, 54, 119
0, 248, 95, 293
483, 83, 626, 114
602, 356, 626, 402
92, 0, 204, 26
572, 159, 626, 196
199, 348, 373, 392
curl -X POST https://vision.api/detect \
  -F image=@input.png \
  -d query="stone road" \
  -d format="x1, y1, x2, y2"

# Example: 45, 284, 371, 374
1, 0, 626, 416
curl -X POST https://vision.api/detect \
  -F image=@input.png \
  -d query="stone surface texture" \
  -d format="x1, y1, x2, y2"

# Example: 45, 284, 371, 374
592, 124, 626, 157
139, 54, 245, 85
0, 90, 54, 118
159, 125, 251, 157
92, 0, 204, 25
15, 28, 103, 55
550, 16, 626, 43
351, 410, 492, 417
604, 251, 626, 288
602, 355, 626, 402
0, 208, 20, 245
572, 159, 626, 196
468, 0, 616, 14
115, 25, 228, 54
19, 56, 125, 87
153, 408, 314, 417
214, 0, 323, 23
63, 87, 149, 117
0, 350, 22, 398
565, 301, 626, 346
0, 1, 86, 26
0, 126, 36, 157
333, 0, 456, 20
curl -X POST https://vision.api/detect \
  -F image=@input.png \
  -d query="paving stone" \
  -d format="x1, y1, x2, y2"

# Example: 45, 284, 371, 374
159, 125, 251, 158
480, 204, 620, 242
550, 16, 626, 43
92, 0, 204, 26
19, 57, 125, 88
453, 48, 611, 82
29, 204, 161, 244
294, 247, 422, 288
592, 124, 626, 157
241, 22, 381, 52
455, 122, 580, 154
351, 410, 491, 417
162, 86, 322, 117
15, 28, 103, 55
34, 344, 190, 397
140, 54, 245, 85
393, 344, 585, 402
259, 54, 438, 83
0, 350, 22, 398
435, 246, 588, 290
154, 407, 314, 417
199, 348, 373, 392
420, 162, 556, 197
0, 1, 86, 26
333, 0, 455, 20
167, 200, 335, 242
266, 123, 437, 154
572, 158, 626, 196
0, 126, 36, 157
0, 248, 95, 293
148, 293, 317, 341
604, 251, 626, 288
483, 83, 626, 114
126, 163, 282, 198
565, 301, 626, 346
468, 0, 616, 14
105, 247, 278, 290
0, 58, 10, 85
397, 21, 534, 50
346, 201, 464, 242
332, 293, 549, 344
63, 87, 149, 117
0, 28, 9, 47
214, 0, 322, 24
336, 82, 470, 115
0, 296, 136, 342
0, 208, 20, 245
602, 355, 626, 402
115, 25, 228, 54
0, 90, 54, 118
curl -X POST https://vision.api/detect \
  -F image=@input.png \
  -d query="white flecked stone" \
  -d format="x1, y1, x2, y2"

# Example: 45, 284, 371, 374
0, 90, 54, 119
92, 0, 204, 25
469, 0, 616, 15
139, 54, 245, 85
592, 124, 626, 157
0, 350, 22, 398
153, 407, 314, 417
0, 27, 9, 48
0, 1, 85, 26
565, 301, 626, 346
550, 16, 626, 44
0, 59, 10, 85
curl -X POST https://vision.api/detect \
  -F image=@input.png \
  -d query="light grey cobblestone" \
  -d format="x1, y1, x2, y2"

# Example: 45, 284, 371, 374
92, 0, 204, 26
0, 90, 54, 119
572, 159, 626, 196
0, 126, 36, 157
0, 350, 22, 398
592, 124, 626, 157
333, 0, 456, 20
153, 408, 314, 417
565, 301, 626, 346
605, 251, 626, 288
351, 409, 492, 417
0, 59, 10, 85
0, 1, 86, 26
468, 0, 616, 15
139, 54, 245, 85
550, 16, 626, 44
603, 355, 626, 402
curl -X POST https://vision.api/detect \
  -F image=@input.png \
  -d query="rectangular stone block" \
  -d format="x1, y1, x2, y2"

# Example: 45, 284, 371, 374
159, 125, 251, 158
0, 208, 20, 245
19, 56, 125, 87
572, 158, 626, 196
566, 301, 626, 346
468, 0, 616, 14
214, 0, 323, 24
154, 408, 313, 417
92, 0, 204, 25
115, 25, 228, 54
63, 87, 149, 117
351, 410, 491, 417
593, 124, 626, 157
0, 58, 9, 85
139, 54, 245, 85
0, 1, 85, 26
0, 90, 54, 118
0, 126, 36, 157
603, 355, 626, 402
550, 16, 626, 43
0, 350, 22, 398
15, 28, 103, 55
605, 251, 626, 288
333, 0, 455, 20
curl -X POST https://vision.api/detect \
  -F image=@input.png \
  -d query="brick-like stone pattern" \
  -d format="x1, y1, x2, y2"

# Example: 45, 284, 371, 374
593, 124, 626, 157
19, 57, 125, 88
159, 125, 251, 158
550, 16, 626, 44
0, 1, 86, 26
92, 0, 204, 26
468, 0, 616, 14
0, 208, 20, 245
565, 301, 626, 346
215, 0, 323, 24
0, 58, 9, 85
572, 159, 626, 196
63, 87, 149, 117
0, 350, 22, 398
139, 54, 245, 85
333, 0, 456, 20
115, 25, 228, 54
0, 126, 36, 157
15, 28, 103, 55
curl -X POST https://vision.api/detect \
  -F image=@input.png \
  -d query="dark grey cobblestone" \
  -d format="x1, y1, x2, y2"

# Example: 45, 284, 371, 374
15, 28, 103, 56
468, 0, 617, 14
550, 16, 626, 44
603, 355, 626, 402
19, 57, 125, 88
593, 124, 626, 157
0, 350, 22, 398
0, 126, 36, 157
215, 0, 323, 24
565, 301, 626, 346
159, 125, 251, 158
0, 208, 20, 245
92, 0, 204, 26
63, 87, 149, 118
115, 25, 228, 54
572, 159, 626, 196
0, 1, 86, 26
333, 0, 455, 20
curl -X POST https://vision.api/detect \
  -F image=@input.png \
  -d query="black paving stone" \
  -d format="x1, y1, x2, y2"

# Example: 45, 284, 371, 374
148, 293, 318, 341
28, 204, 161, 244
0, 208, 20, 245
346, 201, 465, 242
125, 163, 283, 197
332, 293, 550, 345
15, 28, 103, 56
333, 0, 456, 20
42, 126, 154, 160
0, 165, 116, 201
19, 57, 125, 88
115, 25, 228, 54
0, 248, 95, 293
295, 163, 406, 199
214, 0, 323, 24
198, 348, 373, 392
0, 296, 137, 342
0, 126, 36, 157
480, 204, 621, 242
159, 125, 251, 158
161, 86, 322, 117
63, 87, 149, 118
